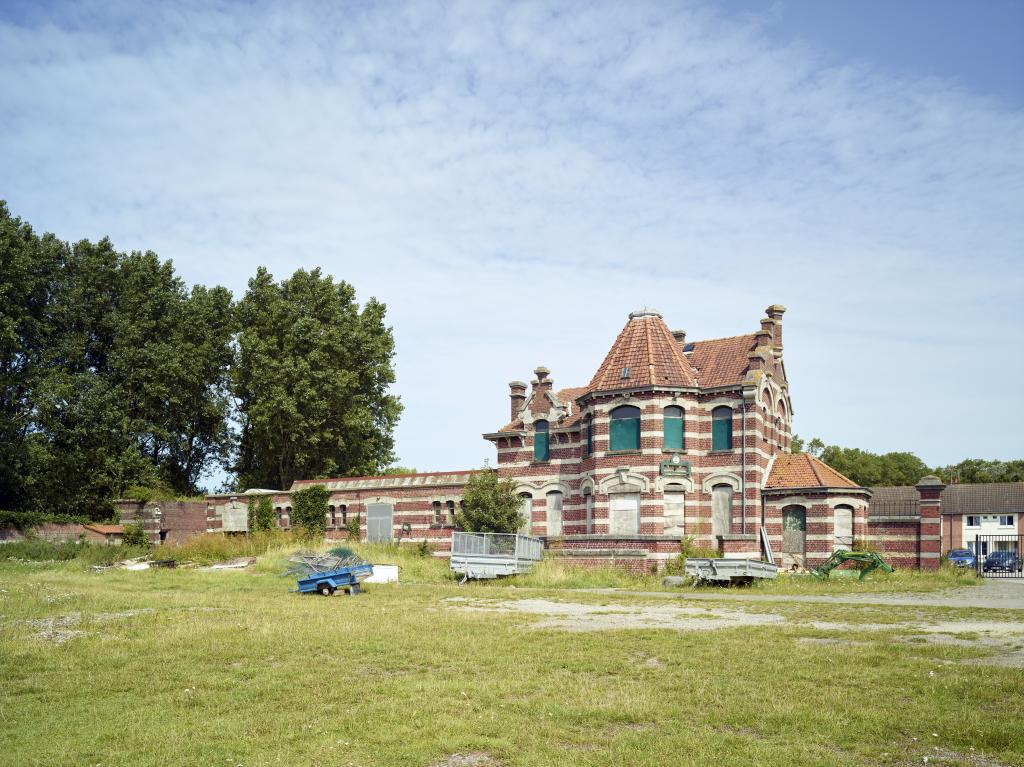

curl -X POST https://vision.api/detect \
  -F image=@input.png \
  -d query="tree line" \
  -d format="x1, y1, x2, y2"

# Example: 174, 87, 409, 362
0, 202, 402, 519
792, 436, 1023, 487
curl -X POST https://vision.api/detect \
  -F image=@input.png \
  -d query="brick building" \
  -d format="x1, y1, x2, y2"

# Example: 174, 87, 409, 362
190, 304, 1007, 573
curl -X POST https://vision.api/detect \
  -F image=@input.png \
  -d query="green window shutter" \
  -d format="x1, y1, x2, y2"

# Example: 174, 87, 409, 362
534, 432, 549, 461
664, 417, 683, 450
610, 418, 640, 451
712, 416, 733, 451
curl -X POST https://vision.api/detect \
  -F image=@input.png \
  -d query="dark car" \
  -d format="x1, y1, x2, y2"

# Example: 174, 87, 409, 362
982, 550, 1022, 573
947, 549, 976, 568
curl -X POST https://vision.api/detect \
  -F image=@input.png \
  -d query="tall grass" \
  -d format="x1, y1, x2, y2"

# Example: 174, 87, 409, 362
0, 539, 151, 567
159, 530, 308, 566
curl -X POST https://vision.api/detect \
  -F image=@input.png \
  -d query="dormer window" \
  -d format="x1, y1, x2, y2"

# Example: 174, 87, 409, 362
534, 420, 550, 461
621, 367, 630, 379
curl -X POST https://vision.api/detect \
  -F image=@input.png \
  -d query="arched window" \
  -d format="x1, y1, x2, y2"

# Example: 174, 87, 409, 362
609, 405, 641, 451
275, 507, 283, 527
584, 491, 594, 534
328, 505, 336, 528
546, 491, 563, 537
284, 507, 292, 529
712, 406, 733, 451
339, 504, 347, 525
584, 416, 593, 456
834, 505, 854, 550
518, 493, 533, 535
432, 501, 442, 525
711, 484, 732, 537
663, 405, 684, 450
446, 500, 456, 524
533, 420, 550, 461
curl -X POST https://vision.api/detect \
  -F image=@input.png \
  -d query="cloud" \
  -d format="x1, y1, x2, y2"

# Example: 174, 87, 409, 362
1, 0, 1022, 475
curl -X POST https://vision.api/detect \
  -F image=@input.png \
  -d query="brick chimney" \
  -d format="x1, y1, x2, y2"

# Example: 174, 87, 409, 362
672, 329, 686, 350
765, 305, 786, 350
757, 318, 774, 348
530, 366, 553, 416
508, 381, 527, 422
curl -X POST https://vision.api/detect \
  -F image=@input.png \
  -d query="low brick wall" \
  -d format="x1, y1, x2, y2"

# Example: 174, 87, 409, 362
546, 535, 682, 573
115, 500, 209, 545
0, 522, 86, 543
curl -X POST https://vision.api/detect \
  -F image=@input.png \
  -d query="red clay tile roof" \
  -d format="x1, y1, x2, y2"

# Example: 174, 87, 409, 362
587, 311, 697, 392
84, 524, 124, 535
766, 453, 860, 489
686, 334, 757, 388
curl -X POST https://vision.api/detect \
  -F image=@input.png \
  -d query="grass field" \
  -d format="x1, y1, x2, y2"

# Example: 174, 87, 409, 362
1, 545, 1021, 767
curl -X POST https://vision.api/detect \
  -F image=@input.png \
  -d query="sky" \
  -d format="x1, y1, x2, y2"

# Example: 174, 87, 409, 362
1, 0, 1022, 484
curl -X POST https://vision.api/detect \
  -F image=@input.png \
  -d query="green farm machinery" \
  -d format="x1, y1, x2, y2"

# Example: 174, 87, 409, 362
810, 549, 894, 581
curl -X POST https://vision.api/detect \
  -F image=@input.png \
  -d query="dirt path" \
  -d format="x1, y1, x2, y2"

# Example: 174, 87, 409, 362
580, 578, 1024, 610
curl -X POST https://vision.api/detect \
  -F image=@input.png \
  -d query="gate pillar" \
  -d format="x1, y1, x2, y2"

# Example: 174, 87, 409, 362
916, 475, 945, 570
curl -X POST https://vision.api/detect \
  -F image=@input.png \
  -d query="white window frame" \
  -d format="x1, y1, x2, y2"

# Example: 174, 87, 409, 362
998, 515, 1014, 527
966, 515, 980, 528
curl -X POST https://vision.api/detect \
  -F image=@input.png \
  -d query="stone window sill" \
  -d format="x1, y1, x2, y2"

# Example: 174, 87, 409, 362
607, 450, 642, 455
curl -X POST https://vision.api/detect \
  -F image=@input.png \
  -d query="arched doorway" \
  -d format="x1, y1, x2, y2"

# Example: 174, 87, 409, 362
782, 505, 806, 555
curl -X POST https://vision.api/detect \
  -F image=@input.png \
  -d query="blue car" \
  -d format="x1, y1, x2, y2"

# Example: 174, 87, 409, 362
983, 551, 1022, 573
946, 548, 976, 568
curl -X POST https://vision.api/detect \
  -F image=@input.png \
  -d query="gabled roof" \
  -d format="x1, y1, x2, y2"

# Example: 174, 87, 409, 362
587, 310, 697, 392
870, 482, 1024, 516
498, 387, 587, 432
686, 334, 758, 388
766, 453, 861, 489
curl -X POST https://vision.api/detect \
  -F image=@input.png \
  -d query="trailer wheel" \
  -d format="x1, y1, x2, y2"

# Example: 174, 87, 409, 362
317, 583, 335, 596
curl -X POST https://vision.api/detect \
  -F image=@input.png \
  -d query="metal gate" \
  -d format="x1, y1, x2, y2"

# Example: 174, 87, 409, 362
974, 534, 1023, 578
366, 503, 393, 543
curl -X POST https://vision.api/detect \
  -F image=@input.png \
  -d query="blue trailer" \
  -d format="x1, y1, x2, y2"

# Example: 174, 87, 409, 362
295, 562, 374, 596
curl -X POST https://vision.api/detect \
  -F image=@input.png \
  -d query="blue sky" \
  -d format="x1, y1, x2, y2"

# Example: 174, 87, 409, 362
1, 1, 1022, 484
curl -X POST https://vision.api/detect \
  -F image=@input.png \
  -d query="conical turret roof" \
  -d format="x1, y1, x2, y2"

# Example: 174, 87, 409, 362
587, 309, 698, 392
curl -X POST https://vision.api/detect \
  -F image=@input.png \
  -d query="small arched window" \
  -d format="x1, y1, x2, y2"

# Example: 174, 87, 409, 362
609, 405, 641, 451
712, 406, 733, 451
584, 416, 593, 456
275, 507, 283, 526
328, 505, 336, 528
284, 507, 292, 528
432, 501, 442, 524
534, 420, 550, 462
663, 405, 684, 450
446, 500, 456, 523
339, 504, 347, 525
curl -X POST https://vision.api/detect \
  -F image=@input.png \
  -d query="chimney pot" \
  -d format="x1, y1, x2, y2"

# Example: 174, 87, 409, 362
671, 329, 686, 347
508, 380, 527, 422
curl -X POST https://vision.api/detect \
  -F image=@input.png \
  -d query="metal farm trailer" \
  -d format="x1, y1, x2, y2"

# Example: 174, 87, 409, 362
685, 557, 778, 585
296, 563, 374, 596
450, 532, 543, 581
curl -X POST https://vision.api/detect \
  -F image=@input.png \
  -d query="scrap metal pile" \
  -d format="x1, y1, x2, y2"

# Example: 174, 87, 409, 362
282, 547, 368, 579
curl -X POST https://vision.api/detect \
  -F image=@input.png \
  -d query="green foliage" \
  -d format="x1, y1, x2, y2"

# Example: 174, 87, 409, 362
381, 465, 417, 475
664, 535, 719, 576
121, 523, 150, 548
159, 530, 294, 565
459, 468, 523, 533
346, 510, 361, 541
0, 202, 235, 517
415, 538, 433, 558
290, 485, 329, 538
934, 458, 1024, 484
253, 495, 275, 532
232, 266, 403, 490
0, 539, 150, 566
0, 510, 88, 529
